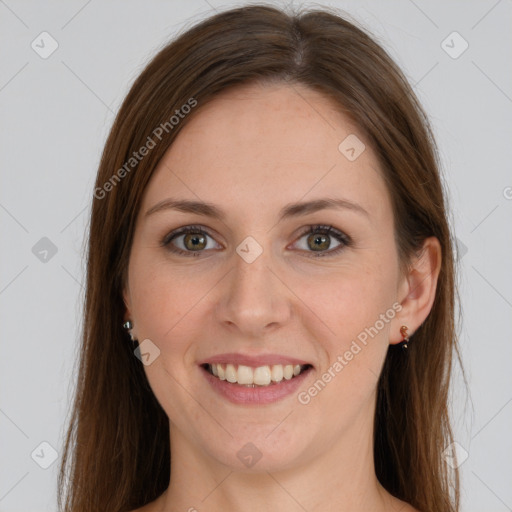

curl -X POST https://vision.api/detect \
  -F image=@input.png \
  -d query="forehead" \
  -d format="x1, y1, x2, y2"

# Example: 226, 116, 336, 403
141, 82, 391, 224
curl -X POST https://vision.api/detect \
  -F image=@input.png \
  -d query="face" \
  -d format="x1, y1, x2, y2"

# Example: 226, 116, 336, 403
124, 82, 405, 472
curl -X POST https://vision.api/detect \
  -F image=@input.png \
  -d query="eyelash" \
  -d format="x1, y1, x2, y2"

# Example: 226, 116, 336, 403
160, 224, 352, 258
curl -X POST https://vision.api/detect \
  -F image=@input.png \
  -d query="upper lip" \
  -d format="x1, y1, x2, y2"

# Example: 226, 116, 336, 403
198, 352, 312, 367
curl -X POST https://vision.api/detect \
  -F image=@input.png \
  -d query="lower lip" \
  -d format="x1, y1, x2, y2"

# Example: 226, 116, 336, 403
201, 366, 313, 405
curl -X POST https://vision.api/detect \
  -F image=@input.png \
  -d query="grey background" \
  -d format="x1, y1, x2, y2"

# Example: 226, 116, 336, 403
1, 0, 511, 511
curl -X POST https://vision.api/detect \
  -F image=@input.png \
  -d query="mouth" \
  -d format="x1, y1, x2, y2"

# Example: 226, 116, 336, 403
201, 363, 313, 387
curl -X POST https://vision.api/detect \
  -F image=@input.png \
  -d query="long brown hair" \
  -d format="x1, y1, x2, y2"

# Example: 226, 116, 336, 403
58, 4, 463, 511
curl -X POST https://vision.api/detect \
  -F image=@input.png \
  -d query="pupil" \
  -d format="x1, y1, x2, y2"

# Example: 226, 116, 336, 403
186, 234, 205, 250
310, 234, 329, 251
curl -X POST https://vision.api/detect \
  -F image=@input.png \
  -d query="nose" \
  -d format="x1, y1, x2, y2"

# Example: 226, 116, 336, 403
215, 245, 292, 337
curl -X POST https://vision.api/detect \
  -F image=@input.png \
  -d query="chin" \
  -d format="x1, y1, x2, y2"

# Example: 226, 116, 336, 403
200, 427, 313, 473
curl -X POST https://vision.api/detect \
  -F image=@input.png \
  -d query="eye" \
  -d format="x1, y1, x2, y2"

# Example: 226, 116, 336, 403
291, 224, 351, 258
161, 224, 351, 258
161, 225, 222, 257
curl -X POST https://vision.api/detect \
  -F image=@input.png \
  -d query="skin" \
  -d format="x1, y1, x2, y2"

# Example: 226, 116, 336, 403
124, 82, 440, 512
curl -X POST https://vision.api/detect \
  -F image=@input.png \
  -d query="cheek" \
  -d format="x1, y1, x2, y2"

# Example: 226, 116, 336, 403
292, 274, 394, 433
128, 254, 228, 367
296, 255, 397, 386
301, 260, 396, 335
128, 254, 194, 344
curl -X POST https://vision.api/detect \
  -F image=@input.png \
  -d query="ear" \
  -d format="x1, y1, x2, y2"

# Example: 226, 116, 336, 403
390, 236, 442, 345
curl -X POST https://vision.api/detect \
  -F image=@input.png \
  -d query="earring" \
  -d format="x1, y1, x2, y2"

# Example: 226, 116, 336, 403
399, 325, 410, 350
123, 320, 137, 345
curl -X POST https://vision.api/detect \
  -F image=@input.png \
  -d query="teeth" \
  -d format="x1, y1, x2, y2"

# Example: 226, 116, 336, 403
225, 364, 237, 383
237, 365, 253, 385
207, 363, 308, 386
271, 364, 283, 382
253, 366, 271, 386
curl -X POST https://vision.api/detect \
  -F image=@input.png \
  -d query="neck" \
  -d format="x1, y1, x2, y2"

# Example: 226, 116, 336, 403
158, 402, 393, 512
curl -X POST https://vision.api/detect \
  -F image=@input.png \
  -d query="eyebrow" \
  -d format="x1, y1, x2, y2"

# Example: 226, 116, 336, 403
145, 197, 369, 221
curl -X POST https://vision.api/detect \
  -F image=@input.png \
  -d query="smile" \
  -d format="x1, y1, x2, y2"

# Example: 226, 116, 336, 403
204, 363, 312, 387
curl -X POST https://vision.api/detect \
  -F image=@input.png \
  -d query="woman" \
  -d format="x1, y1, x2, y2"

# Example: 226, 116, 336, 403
58, 4, 463, 512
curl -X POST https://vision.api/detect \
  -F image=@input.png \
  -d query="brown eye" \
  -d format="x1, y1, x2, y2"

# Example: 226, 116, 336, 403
307, 232, 331, 252
183, 232, 207, 251
162, 225, 221, 257
293, 225, 351, 258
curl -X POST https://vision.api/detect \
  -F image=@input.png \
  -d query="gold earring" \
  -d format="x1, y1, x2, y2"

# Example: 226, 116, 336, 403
399, 325, 410, 350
